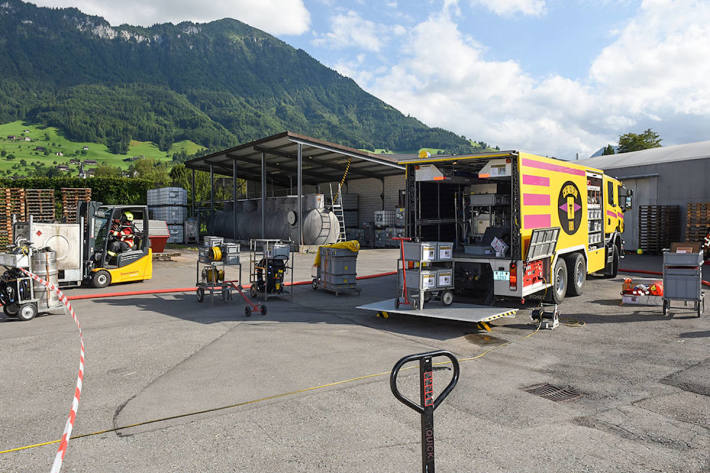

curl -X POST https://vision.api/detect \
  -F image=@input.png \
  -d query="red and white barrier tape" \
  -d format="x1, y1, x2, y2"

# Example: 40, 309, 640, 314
19, 268, 85, 473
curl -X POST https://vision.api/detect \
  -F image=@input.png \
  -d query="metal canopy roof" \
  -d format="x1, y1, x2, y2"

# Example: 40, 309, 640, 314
185, 131, 406, 186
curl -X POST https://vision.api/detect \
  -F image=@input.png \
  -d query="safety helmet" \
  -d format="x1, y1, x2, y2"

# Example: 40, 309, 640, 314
123, 211, 134, 222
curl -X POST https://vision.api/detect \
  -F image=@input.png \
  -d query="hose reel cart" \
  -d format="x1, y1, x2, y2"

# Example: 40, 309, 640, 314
249, 239, 294, 301
195, 236, 242, 303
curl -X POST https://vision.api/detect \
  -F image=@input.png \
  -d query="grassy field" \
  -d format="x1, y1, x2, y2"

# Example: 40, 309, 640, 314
0, 121, 204, 175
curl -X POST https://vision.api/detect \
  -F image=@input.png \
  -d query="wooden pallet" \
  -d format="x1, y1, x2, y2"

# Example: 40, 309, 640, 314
61, 188, 92, 223
638, 205, 681, 253
25, 188, 56, 223
0, 188, 27, 247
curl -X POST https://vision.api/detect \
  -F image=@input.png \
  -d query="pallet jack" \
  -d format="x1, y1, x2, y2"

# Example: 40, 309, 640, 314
390, 350, 460, 473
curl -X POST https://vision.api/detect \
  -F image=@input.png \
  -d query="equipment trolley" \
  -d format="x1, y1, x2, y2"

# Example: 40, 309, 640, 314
395, 240, 455, 310
248, 239, 294, 302
195, 240, 242, 303
662, 251, 704, 318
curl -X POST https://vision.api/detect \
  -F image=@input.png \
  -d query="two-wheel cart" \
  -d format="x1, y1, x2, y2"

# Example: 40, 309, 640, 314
0, 244, 64, 321
662, 250, 704, 318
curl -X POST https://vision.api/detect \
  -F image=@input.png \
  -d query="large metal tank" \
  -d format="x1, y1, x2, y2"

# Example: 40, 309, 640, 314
208, 195, 340, 245
31, 249, 60, 309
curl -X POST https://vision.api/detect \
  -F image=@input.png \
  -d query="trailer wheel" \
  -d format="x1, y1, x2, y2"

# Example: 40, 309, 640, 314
17, 303, 37, 321
92, 270, 111, 288
3, 303, 19, 317
442, 291, 454, 306
566, 253, 586, 296
312, 279, 318, 290
547, 258, 568, 304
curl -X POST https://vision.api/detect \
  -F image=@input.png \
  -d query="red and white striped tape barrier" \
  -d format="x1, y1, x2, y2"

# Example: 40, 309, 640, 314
19, 268, 85, 473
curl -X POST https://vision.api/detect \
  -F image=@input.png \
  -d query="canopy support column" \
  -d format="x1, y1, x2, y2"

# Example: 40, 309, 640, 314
209, 165, 214, 210
232, 159, 238, 241
297, 144, 303, 247
261, 152, 266, 239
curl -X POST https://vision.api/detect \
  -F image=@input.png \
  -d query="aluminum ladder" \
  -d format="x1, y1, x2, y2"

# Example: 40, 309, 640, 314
330, 183, 347, 242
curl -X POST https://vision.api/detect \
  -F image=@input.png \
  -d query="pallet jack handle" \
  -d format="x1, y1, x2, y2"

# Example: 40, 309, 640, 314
390, 350, 460, 473
392, 237, 412, 306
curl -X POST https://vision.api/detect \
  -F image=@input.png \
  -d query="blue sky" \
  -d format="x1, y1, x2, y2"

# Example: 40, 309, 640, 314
34, 0, 710, 159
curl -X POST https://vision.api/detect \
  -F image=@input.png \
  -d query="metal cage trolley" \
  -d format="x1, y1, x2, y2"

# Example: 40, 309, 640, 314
662, 250, 704, 318
249, 239, 294, 302
195, 236, 242, 303
396, 240, 455, 310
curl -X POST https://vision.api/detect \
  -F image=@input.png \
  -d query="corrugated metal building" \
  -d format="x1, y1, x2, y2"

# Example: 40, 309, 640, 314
579, 141, 710, 250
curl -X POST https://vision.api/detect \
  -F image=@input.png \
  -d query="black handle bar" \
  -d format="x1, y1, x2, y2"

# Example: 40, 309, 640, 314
390, 350, 459, 413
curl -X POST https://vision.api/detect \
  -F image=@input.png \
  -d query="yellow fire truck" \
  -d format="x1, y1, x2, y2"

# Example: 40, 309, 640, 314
401, 150, 632, 304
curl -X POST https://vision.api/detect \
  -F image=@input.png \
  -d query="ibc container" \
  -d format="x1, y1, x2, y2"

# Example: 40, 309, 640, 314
167, 224, 184, 244
374, 210, 395, 228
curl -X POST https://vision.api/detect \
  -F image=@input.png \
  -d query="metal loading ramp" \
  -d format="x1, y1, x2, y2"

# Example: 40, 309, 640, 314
357, 298, 517, 324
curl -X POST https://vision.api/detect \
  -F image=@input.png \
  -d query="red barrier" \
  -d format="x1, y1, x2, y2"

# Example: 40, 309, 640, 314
66, 271, 400, 301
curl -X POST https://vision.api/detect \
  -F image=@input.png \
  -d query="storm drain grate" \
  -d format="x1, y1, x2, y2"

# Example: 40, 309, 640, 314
522, 383, 582, 402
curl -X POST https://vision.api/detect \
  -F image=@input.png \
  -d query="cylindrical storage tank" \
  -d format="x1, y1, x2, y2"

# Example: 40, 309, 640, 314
207, 195, 340, 245
31, 250, 59, 310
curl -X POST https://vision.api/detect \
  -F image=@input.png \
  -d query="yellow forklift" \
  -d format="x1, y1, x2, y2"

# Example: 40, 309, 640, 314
80, 202, 153, 288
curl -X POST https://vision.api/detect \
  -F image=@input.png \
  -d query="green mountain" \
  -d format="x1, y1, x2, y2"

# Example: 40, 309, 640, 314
0, 0, 477, 155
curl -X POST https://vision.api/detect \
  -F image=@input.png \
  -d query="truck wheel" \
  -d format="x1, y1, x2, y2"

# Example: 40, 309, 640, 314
566, 253, 586, 296
604, 246, 619, 279
547, 258, 568, 304
17, 303, 38, 321
92, 270, 111, 288
3, 303, 19, 317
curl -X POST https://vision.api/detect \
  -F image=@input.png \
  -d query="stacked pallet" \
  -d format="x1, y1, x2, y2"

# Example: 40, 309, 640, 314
25, 189, 56, 223
0, 188, 27, 246
638, 205, 681, 254
61, 188, 92, 223
686, 202, 710, 243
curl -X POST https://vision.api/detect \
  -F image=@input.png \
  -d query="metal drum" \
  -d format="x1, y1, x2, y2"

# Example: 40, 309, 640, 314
31, 250, 60, 309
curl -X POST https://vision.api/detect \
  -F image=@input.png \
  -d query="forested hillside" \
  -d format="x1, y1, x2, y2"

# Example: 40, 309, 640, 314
0, 0, 478, 155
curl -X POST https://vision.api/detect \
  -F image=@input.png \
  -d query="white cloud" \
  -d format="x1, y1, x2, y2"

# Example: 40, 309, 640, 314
313, 10, 384, 51
468, 0, 546, 16
354, 0, 710, 158
30, 0, 311, 34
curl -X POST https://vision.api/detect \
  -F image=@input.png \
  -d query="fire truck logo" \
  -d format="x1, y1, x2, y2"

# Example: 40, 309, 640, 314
558, 181, 582, 235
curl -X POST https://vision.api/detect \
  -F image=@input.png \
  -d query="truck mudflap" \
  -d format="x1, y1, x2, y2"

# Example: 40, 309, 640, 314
357, 298, 518, 324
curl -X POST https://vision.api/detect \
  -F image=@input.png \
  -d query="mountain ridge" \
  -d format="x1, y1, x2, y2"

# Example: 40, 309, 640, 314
0, 0, 480, 156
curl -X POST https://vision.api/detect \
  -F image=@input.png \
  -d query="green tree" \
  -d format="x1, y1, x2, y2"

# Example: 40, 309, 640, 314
129, 157, 171, 184
94, 163, 122, 177
0, 150, 5, 157
617, 129, 662, 154
602, 144, 615, 155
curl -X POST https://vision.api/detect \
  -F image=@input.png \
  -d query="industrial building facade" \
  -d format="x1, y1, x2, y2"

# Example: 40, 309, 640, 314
579, 141, 710, 250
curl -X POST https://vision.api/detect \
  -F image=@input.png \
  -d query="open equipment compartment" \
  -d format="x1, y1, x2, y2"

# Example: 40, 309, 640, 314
404, 153, 521, 304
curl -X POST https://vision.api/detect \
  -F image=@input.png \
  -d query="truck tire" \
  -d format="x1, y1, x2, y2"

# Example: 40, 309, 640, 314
547, 258, 567, 304
566, 253, 586, 296
92, 270, 111, 288
604, 246, 620, 279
